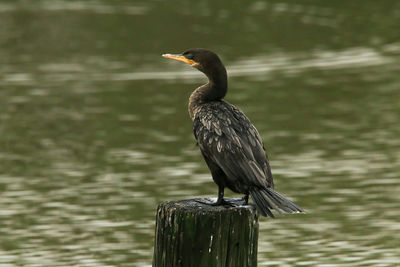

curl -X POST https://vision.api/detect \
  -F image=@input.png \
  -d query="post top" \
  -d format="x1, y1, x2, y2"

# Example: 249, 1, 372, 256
158, 197, 258, 216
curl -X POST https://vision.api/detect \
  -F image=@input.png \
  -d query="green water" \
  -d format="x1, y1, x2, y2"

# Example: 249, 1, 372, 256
1, 1, 400, 266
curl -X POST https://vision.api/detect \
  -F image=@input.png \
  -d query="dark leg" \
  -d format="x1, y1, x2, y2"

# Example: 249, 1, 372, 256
211, 186, 236, 206
242, 193, 249, 205
214, 186, 225, 205
194, 186, 238, 207
193, 186, 232, 206
199, 154, 234, 206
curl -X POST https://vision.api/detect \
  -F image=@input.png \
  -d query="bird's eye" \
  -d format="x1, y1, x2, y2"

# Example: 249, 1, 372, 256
185, 53, 194, 60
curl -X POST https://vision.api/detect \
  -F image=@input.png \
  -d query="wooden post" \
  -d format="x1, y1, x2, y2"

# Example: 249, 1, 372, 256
153, 198, 259, 267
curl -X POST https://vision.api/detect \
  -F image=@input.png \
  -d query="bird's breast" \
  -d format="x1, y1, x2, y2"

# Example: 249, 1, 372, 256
188, 87, 205, 121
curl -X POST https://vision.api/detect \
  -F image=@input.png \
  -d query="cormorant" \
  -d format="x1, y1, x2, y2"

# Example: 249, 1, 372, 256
162, 48, 303, 217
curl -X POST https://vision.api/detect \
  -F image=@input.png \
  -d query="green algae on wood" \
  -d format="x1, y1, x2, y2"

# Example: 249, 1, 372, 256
153, 198, 259, 267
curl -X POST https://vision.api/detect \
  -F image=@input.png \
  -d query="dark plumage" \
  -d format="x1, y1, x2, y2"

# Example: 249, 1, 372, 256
163, 48, 303, 217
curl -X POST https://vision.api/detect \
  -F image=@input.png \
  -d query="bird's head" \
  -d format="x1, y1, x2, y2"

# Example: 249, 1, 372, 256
162, 48, 224, 76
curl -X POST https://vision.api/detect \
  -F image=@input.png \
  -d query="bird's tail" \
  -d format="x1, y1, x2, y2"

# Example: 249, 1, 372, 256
250, 188, 304, 218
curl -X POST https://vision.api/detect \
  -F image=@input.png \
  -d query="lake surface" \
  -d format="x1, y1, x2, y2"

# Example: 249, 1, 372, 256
1, 1, 400, 266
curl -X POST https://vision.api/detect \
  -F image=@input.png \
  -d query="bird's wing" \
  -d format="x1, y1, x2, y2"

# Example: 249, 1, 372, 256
193, 101, 274, 189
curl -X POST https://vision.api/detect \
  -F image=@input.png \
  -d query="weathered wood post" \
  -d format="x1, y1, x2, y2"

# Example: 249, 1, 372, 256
153, 198, 259, 267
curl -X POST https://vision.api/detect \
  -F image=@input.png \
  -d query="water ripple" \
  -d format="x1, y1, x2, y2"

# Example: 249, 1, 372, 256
0, 1, 149, 15
2, 45, 398, 87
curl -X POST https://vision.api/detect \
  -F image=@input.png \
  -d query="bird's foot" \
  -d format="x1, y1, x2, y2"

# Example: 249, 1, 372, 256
193, 197, 249, 207
211, 198, 236, 207
193, 198, 236, 207
241, 194, 249, 205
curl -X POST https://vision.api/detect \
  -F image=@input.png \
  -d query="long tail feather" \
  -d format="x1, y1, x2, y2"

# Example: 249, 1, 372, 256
250, 188, 304, 218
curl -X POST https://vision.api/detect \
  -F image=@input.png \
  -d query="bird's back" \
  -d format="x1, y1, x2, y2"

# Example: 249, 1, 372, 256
193, 100, 274, 191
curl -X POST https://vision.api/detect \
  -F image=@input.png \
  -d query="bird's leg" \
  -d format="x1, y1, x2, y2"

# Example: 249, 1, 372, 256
194, 186, 235, 207
242, 193, 249, 205
214, 186, 225, 205
210, 186, 233, 206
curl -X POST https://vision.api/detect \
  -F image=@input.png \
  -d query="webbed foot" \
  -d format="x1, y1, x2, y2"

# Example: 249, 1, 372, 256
211, 198, 235, 207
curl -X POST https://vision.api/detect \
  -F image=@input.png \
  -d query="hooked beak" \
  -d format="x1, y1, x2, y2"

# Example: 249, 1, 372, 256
162, 54, 196, 66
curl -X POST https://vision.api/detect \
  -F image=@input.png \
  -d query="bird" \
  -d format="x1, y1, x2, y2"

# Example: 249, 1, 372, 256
162, 48, 303, 217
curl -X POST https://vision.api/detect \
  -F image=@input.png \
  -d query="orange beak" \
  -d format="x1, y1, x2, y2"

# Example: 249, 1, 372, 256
162, 54, 196, 65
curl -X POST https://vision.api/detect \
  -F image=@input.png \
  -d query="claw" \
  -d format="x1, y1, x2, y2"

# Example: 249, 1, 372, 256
211, 198, 235, 207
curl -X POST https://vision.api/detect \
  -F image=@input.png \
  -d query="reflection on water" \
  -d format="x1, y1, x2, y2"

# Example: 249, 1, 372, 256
0, 1, 149, 15
3, 45, 399, 85
1, 0, 400, 266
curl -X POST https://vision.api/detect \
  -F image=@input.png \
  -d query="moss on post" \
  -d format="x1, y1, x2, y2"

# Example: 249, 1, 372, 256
153, 198, 259, 267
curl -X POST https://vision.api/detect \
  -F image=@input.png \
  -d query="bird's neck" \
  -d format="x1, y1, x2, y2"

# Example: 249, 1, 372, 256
188, 69, 227, 120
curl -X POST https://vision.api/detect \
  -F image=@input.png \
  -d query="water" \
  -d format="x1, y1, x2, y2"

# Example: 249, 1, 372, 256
1, 1, 400, 266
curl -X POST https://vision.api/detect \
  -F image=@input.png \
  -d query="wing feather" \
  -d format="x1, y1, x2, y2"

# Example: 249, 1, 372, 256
193, 101, 273, 189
